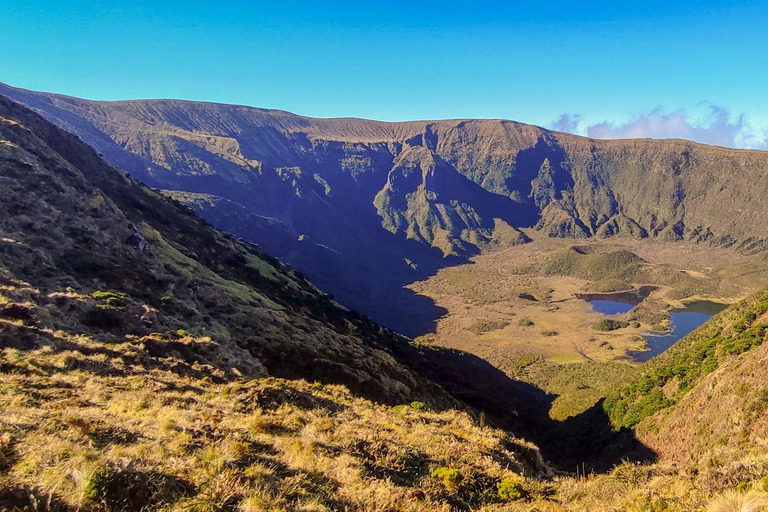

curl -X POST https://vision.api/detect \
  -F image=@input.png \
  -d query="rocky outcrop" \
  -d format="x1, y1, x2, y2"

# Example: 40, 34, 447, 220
4, 82, 768, 334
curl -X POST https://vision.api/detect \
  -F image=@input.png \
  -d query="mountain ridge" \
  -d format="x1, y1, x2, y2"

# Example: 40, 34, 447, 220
7, 82, 765, 151
4, 86, 768, 510
6, 82, 768, 336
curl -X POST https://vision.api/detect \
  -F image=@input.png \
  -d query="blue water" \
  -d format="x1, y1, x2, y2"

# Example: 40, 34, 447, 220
586, 297, 726, 362
631, 311, 714, 362
589, 300, 636, 315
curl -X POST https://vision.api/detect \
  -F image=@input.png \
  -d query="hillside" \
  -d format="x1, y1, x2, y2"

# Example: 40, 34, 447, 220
604, 288, 768, 430
0, 94, 463, 408
598, 283, 768, 492
6, 87, 768, 510
0, 95, 577, 510
1, 354, 553, 511
5, 83, 768, 337
489, 287, 768, 511
602, 283, 768, 470
638, 337, 768, 469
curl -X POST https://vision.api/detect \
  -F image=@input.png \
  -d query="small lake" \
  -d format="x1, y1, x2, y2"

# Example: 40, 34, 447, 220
584, 294, 728, 362
630, 311, 715, 362
589, 300, 636, 315
579, 286, 656, 314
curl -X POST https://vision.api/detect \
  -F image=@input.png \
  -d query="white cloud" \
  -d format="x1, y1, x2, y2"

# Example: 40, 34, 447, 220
552, 113, 581, 133
552, 105, 768, 150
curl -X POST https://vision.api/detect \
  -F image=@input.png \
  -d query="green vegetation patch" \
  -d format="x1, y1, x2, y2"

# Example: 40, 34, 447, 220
517, 360, 639, 420
605, 291, 768, 429
467, 318, 510, 335
497, 477, 526, 501
592, 319, 629, 331
583, 278, 633, 293
432, 466, 464, 492
541, 246, 646, 282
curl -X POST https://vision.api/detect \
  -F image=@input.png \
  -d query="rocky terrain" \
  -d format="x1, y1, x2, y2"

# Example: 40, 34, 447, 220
4, 87, 768, 510
6, 82, 768, 338
0, 93, 575, 510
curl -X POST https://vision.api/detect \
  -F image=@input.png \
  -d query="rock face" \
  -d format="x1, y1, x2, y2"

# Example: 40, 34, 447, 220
0, 95, 557, 454
0, 94, 455, 407
5, 82, 768, 334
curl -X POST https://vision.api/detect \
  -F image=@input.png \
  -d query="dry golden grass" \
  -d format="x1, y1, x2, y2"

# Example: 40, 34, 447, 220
2, 318, 764, 512
0, 323, 555, 511
705, 491, 768, 512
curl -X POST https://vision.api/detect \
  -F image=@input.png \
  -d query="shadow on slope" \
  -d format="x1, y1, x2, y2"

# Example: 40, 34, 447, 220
394, 342, 658, 472
280, 229, 457, 338
0, 93, 654, 475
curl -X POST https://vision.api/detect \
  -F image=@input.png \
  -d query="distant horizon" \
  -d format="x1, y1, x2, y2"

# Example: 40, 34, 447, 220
5, 80, 768, 153
4, 1, 768, 149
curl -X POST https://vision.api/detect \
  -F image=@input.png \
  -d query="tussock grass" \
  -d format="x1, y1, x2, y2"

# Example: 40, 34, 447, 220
705, 491, 768, 512
0, 332, 551, 511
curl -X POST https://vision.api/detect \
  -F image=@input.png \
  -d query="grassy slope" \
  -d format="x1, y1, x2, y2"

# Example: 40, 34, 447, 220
0, 95, 563, 510
636, 340, 768, 469
0, 346, 550, 511
604, 287, 768, 430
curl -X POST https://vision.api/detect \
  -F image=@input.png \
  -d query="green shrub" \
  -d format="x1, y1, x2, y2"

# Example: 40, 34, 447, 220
592, 319, 629, 331
432, 467, 463, 492
541, 329, 558, 337
518, 318, 534, 327
497, 478, 526, 501
393, 401, 431, 413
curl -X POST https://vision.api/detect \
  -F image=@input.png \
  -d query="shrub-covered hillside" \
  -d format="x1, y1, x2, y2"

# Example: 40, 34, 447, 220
604, 288, 768, 430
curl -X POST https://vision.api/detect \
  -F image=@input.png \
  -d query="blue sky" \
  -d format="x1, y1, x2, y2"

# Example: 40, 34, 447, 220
2, 0, 768, 147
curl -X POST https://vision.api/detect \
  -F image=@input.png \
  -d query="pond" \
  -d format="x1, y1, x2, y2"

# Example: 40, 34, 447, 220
589, 300, 636, 315
583, 293, 729, 362
629, 300, 729, 362
630, 311, 715, 362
